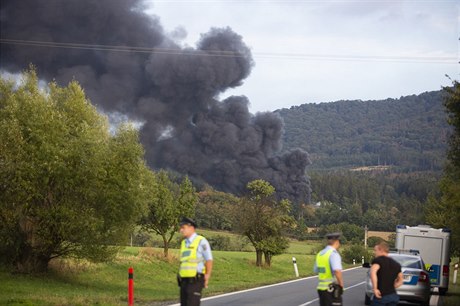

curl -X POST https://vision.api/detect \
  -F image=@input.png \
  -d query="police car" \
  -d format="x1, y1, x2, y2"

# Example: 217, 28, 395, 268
363, 250, 431, 306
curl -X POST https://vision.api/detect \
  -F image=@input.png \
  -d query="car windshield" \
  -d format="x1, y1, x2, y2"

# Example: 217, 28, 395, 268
390, 255, 422, 269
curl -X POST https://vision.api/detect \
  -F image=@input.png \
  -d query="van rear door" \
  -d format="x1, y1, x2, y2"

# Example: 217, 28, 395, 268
402, 235, 443, 285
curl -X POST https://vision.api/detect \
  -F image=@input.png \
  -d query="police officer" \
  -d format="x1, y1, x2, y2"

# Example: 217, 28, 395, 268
314, 232, 344, 306
178, 217, 213, 306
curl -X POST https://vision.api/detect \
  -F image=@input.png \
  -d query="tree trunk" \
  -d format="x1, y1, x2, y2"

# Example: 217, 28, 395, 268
256, 250, 263, 267
15, 217, 51, 273
264, 252, 272, 267
16, 249, 50, 273
162, 234, 169, 257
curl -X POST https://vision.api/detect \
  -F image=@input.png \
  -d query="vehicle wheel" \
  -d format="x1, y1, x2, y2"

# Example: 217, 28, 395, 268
364, 293, 371, 305
439, 287, 448, 295
421, 299, 430, 306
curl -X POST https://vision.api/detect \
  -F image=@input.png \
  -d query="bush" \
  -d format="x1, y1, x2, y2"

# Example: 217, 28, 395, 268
341, 244, 372, 264
207, 235, 232, 251
387, 233, 396, 248
132, 232, 153, 247
207, 234, 252, 251
367, 236, 385, 248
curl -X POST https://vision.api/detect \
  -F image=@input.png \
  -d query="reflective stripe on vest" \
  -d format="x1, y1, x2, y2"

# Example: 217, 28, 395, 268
316, 248, 336, 291
179, 235, 205, 278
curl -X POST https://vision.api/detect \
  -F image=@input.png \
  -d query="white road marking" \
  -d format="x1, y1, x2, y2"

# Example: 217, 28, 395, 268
297, 281, 366, 306
430, 287, 439, 306
168, 266, 363, 306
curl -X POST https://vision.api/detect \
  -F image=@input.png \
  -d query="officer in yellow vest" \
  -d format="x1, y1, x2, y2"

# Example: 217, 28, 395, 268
314, 232, 344, 306
178, 217, 213, 306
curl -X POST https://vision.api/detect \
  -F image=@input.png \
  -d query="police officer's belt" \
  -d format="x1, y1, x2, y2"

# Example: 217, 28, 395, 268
179, 273, 204, 284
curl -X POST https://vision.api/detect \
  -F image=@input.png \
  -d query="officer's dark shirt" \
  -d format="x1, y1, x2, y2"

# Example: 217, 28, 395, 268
371, 256, 402, 296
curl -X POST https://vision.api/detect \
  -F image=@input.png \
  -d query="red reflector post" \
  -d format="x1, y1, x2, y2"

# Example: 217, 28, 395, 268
128, 267, 134, 306
443, 265, 449, 277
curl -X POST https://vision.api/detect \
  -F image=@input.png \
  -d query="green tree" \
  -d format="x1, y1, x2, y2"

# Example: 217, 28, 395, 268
196, 187, 239, 231
367, 236, 385, 248
0, 70, 149, 272
234, 180, 294, 267
141, 171, 197, 257
317, 222, 364, 244
341, 244, 372, 264
426, 80, 460, 255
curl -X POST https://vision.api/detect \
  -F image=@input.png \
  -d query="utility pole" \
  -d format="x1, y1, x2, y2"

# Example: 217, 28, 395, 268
364, 225, 368, 249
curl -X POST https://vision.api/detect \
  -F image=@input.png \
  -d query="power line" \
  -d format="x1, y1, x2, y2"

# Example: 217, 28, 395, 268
148, 0, 457, 3
0, 38, 457, 64
0, 38, 240, 57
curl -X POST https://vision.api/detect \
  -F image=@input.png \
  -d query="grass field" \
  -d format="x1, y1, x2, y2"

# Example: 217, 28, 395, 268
442, 258, 460, 306
142, 229, 322, 255
0, 239, 323, 306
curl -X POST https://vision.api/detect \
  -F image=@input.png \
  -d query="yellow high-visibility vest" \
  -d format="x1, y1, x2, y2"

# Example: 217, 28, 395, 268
316, 248, 335, 291
179, 235, 205, 278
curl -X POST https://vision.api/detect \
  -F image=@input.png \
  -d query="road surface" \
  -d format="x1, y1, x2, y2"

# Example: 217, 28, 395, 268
169, 267, 440, 305
169, 267, 366, 306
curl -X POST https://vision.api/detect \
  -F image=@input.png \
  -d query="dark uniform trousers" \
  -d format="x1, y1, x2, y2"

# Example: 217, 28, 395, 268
318, 289, 342, 306
180, 274, 205, 306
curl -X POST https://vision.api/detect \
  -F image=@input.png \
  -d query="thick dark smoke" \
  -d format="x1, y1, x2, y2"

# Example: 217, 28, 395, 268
0, 0, 311, 205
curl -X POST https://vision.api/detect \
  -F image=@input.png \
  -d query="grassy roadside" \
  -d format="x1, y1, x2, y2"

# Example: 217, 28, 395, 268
441, 258, 460, 306
0, 241, 323, 306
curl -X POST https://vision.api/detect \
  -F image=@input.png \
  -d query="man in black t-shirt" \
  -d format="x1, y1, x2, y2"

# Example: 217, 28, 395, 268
370, 242, 404, 306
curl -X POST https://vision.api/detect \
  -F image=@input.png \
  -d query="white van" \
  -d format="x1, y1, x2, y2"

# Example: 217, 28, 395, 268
395, 225, 451, 295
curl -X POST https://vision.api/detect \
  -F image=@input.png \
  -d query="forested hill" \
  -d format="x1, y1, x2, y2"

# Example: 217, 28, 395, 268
277, 90, 450, 171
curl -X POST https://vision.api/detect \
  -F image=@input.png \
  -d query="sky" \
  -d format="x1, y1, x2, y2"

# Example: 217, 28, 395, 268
145, 0, 459, 113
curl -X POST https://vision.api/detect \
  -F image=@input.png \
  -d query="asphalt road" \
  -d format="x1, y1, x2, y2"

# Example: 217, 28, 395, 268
168, 266, 443, 306
169, 267, 367, 306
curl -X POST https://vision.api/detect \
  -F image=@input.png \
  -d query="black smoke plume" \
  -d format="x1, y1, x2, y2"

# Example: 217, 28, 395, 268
0, 0, 311, 205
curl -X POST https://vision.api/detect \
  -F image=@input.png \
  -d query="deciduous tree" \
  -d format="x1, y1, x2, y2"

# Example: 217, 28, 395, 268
0, 70, 149, 272
141, 171, 197, 257
234, 180, 294, 267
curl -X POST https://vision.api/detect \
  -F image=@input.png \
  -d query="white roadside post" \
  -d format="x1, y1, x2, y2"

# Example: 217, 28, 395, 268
362, 256, 365, 265
353, 259, 356, 265
292, 257, 299, 277
454, 263, 458, 285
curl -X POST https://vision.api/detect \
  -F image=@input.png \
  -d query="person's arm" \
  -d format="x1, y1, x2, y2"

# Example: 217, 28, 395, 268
370, 263, 381, 298
204, 260, 213, 288
330, 251, 344, 287
334, 269, 344, 288
201, 237, 213, 288
394, 272, 404, 288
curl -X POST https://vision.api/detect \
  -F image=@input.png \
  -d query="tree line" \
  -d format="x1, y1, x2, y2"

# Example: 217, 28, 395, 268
278, 90, 450, 172
425, 80, 460, 255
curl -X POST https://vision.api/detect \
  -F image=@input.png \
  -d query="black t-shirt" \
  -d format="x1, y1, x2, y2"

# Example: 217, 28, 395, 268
371, 256, 402, 296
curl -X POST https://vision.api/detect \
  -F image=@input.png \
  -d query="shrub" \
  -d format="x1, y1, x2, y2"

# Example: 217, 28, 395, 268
132, 232, 153, 247
387, 233, 396, 248
207, 235, 232, 251
341, 244, 372, 264
367, 236, 385, 248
